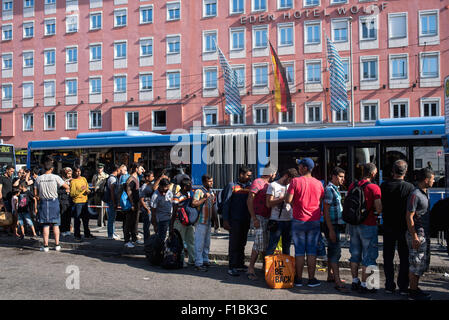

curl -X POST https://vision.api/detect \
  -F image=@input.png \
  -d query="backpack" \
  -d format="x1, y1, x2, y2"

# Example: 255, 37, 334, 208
102, 175, 116, 203
342, 181, 371, 225
176, 194, 199, 226
18, 193, 28, 209
144, 234, 165, 266
161, 229, 184, 269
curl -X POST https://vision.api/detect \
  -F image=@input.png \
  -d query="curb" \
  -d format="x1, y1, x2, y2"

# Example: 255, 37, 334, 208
2, 237, 449, 273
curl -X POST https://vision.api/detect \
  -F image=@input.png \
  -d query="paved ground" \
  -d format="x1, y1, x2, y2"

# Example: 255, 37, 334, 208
1, 245, 448, 300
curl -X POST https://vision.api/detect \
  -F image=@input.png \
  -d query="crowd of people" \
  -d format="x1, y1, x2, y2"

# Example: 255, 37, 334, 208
0, 155, 445, 301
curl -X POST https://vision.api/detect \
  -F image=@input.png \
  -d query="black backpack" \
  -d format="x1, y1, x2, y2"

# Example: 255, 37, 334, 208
342, 181, 371, 225
161, 229, 184, 269
144, 234, 165, 266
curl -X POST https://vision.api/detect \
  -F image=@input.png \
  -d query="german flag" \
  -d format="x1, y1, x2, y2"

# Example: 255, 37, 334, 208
269, 42, 292, 113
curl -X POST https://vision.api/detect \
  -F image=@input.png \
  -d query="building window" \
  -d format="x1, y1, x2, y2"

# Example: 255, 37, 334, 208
280, 105, 295, 124
167, 2, 181, 21
45, 0, 55, 4
279, 24, 293, 47
334, 108, 348, 122
253, 26, 268, 48
420, 11, 437, 37
420, 53, 439, 78
44, 80, 55, 97
2, 25, 12, 41
253, 64, 268, 87
3, 0, 12, 11
66, 47, 78, 64
285, 63, 294, 85
44, 19, 56, 36
231, 106, 245, 125
332, 20, 348, 42
421, 99, 439, 117
361, 58, 378, 81
140, 39, 153, 56
153, 110, 167, 130
44, 113, 55, 131
114, 76, 127, 93
253, 105, 269, 125
66, 79, 77, 96
390, 55, 407, 79
90, 111, 102, 129
391, 101, 408, 118
342, 58, 349, 82
89, 78, 101, 94
167, 71, 180, 89
66, 112, 78, 130
279, 0, 293, 9
305, 22, 320, 44
66, 15, 78, 33
232, 66, 245, 88
23, 82, 34, 99
306, 103, 322, 123
90, 44, 102, 61
2, 84, 12, 100
140, 6, 153, 24
204, 68, 218, 89
203, 31, 217, 53
388, 13, 406, 39
360, 17, 376, 40
230, 0, 244, 14
24, 0, 34, 8
2, 54, 12, 70
90, 13, 102, 30
23, 114, 34, 131
114, 42, 127, 59
23, 22, 34, 38
204, 107, 218, 126
204, 0, 217, 18
140, 74, 153, 91
167, 36, 180, 54
230, 29, 245, 50
126, 112, 139, 130
253, 0, 266, 11
114, 9, 127, 27
45, 49, 55, 66
362, 102, 378, 122
23, 52, 34, 68
331, 0, 347, 4
304, 0, 319, 6
306, 61, 321, 83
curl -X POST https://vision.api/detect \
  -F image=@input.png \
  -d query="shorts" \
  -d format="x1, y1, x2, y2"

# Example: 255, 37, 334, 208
252, 215, 269, 253
291, 219, 321, 257
348, 224, 378, 267
406, 228, 430, 277
18, 212, 34, 227
324, 224, 346, 264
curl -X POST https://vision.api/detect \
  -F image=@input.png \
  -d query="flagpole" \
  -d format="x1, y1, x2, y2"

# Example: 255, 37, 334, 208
349, 16, 355, 128
323, 27, 330, 123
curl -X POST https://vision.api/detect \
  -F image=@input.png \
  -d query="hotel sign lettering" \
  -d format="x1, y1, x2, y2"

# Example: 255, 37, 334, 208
240, 3, 388, 24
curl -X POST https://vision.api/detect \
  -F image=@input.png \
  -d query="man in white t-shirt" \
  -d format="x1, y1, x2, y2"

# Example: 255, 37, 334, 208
265, 168, 298, 256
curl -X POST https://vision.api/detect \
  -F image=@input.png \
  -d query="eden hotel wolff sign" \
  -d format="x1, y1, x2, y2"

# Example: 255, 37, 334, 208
239, 2, 389, 24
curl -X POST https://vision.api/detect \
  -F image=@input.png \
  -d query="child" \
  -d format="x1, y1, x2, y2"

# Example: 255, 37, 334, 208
17, 182, 37, 239
11, 188, 20, 238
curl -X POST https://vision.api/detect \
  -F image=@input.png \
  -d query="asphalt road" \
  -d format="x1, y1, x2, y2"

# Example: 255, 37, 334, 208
1, 245, 448, 300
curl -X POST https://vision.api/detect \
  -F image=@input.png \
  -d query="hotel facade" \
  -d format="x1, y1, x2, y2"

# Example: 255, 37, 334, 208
0, 0, 448, 149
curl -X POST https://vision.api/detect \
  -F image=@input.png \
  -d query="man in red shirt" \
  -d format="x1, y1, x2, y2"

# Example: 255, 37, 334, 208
285, 158, 324, 288
246, 166, 277, 280
348, 162, 382, 294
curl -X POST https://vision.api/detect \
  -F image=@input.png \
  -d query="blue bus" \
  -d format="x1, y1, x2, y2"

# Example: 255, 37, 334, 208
27, 117, 447, 203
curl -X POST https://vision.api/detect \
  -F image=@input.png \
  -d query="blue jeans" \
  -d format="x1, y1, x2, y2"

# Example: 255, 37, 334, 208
142, 209, 151, 243
291, 220, 321, 257
18, 212, 34, 227
195, 222, 211, 266
157, 220, 170, 241
107, 203, 116, 238
266, 221, 292, 256
349, 224, 378, 267
324, 224, 345, 264
74, 202, 91, 238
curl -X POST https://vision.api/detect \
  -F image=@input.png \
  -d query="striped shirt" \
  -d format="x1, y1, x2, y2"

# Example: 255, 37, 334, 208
323, 182, 344, 225
193, 188, 216, 224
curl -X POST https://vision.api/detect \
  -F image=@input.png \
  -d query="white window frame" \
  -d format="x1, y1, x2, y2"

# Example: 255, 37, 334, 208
203, 0, 217, 18
140, 5, 153, 24
2, 54, 12, 70
140, 38, 153, 57
230, 28, 245, 51
361, 56, 378, 81
44, 18, 56, 36
23, 113, 34, 132
203, 30, 217, 53
114, 41, 127, 59
90, 12, 102, 30
388, 13, 407, 39
278, 23, 294, 47
23, 21, 34, 39
89, 77, 102, 94
126, 111, 139, 130
360, 16, 377, 41
89, 110, 102, 129
360, 100, 379, 122
139, 73, 153, 91
390, 99, 409, 119
332, 107, 349, 123
284, 62, 295, 86
420, 98, 440, 117
66, 111, 78, 130
305, 60, 321, 84
3, 0, 13, 12
43, 80, 56, 98
252, 104, 269, 125
44, 49, 56, 66
166, 35, 181, 55
2, 24, 13, 41
419, 10, 438, 37
114, 75, 127, 93
420, 52, 439, 79
330, 0, 347, 4
167, 70, 181, 89
304, 21, 321, 45
44, 112, 56, 131
66, 15, 78, 33
389, 54, 408, 80
90, 44, 102, 62
304, 0, 320, 7
229, 0, 244, 15
230, 105, 246, 126
167, 2, 181, 21
114, 8, 127, 28
66, 46, 78, 64
278, 0, 293, 10
152, 110, 167, 131
22, 82, 34, 99
203, 106, 219, 127
2, 83, 12, 100
305, 102, 322, 124
332, 19, 349, 43
23, 51, 34, 68
231, 65, 246, 88
252, 0, 267, 12
253, 63, 268, 87
278, 103, 296, 124
253, 25, 268, 49
65, 78, 78, 96
203, 67, 218, 89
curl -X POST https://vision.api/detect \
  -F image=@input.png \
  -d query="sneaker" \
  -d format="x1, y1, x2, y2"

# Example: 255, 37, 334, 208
399, 289, 409, 296
351, 280, 361, 291
359, 286, 377, 294
294, 278, 303, 287
203, 261, 218, 268
236, 265, 248, 272
307, 278, 321, 288
385, 287, 396, 294
195, 265, 208, 272
55, 245, 61, 252
84, 234, 96, 240
134, 239, 144, 245
228, 268, 240, 277
40, 246, 49, 252
409, 289, 431, 301
124, 242, 135, 248
113, 233, 121, 240
61, 232, 71, 237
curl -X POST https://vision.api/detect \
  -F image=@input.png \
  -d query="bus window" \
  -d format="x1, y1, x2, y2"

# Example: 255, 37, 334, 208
354, 147, 376, 180
326, 147, 348, 188
413, 146, 446, 188
383, 147, 408, 181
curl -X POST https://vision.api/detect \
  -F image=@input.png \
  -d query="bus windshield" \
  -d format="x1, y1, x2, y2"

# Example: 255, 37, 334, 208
0, 144, 16, 175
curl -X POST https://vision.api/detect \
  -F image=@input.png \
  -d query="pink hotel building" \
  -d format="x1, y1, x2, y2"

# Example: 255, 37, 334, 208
0, 0, 448, 149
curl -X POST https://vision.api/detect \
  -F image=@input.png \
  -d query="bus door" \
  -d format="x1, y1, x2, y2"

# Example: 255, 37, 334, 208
350, 144, 380, 184
325, 145, 349, 189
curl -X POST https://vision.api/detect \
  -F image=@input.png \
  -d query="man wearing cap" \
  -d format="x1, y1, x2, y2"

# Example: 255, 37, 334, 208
285, 158, 324, 288
92, 163, 109, 227
246, 165, 277, 280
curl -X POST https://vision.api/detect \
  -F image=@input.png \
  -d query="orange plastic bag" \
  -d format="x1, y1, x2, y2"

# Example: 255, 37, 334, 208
265, 254, 296, 289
